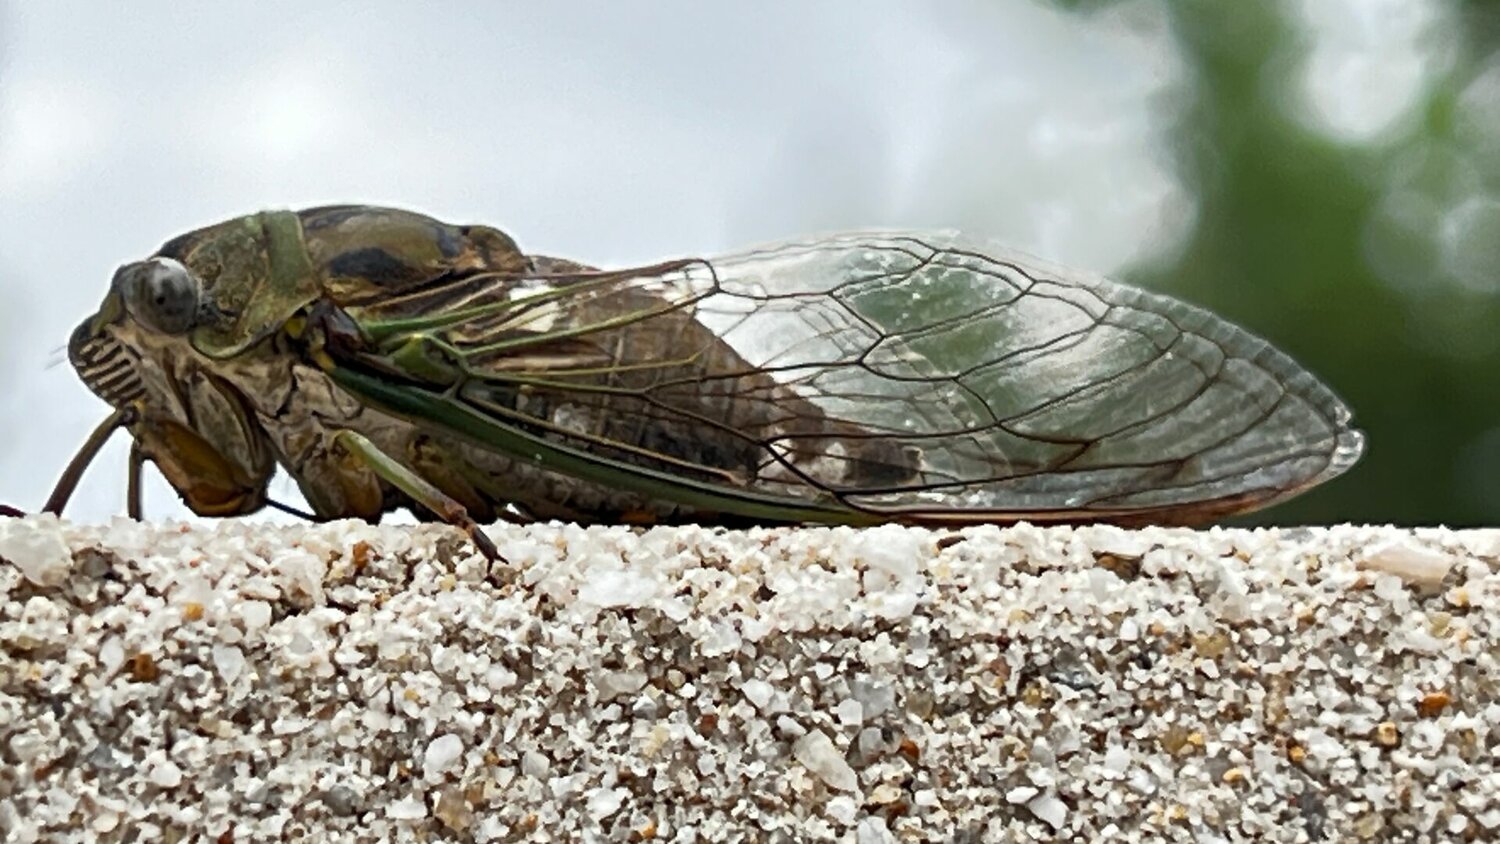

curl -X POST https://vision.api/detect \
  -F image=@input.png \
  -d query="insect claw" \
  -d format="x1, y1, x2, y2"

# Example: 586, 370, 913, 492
0, 504, 26, 518
468, 524, 503, 563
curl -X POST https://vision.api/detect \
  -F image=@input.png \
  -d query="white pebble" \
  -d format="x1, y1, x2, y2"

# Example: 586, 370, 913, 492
0, 516, 72, 586
97, 637, 124, 675
212, 645, 245, 685
741, 679, 774, 710
238, 600, 272, 632
793, 730, 858, 792
586, 787, 626, 820
826, 794, 857, 824
148, 758, 183, 788
274, 548, 327, 601
855, 525, 923, 578
836, 698, 864, 726
521, 751, 550, 778
578, 568, 660, 607
1358, 541, 1452, 587
1006, 785, 1039, 804
856, 816, 897, 844
1028, 792, 1067, 829
424, 734, 465, 778
595, 670, 648, 700
850, 679, 894, 716
1103, 745, 1132, 776
387, 796, 428, 820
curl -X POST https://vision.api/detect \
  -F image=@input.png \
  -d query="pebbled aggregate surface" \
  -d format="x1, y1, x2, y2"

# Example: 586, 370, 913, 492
0, 516, 1497, 842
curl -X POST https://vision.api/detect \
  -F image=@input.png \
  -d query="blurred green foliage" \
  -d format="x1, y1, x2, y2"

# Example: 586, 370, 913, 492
1060, 1, 1500, 526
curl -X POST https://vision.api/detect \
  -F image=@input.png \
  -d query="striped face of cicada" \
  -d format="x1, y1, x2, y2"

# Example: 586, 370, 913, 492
67, 257, 276, 516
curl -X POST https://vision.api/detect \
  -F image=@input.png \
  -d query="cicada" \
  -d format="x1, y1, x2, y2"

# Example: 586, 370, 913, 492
46, 206, 1363, 559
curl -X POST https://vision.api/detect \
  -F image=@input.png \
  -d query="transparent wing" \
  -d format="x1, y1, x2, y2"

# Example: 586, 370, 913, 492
347, 232, 1364, 524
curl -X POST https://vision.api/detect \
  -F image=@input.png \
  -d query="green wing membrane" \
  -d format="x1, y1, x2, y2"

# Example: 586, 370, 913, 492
317, 232, 1363, 526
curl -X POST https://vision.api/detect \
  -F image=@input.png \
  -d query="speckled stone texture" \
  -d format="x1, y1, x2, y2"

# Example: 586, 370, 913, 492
0, 516, 1496, 842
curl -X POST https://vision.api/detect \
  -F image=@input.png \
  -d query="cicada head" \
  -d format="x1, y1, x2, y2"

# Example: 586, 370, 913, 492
67, 256, 277, 516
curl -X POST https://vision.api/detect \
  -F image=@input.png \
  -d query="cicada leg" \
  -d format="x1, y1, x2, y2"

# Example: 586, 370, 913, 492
45, 404, 138, 515
406, 436, 542, 526
332, 430, 502, 562
265, 499, 318, 521
127, 441, 146, 520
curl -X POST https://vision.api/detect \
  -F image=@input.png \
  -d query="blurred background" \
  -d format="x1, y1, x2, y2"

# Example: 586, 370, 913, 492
0, 1, 1495, 527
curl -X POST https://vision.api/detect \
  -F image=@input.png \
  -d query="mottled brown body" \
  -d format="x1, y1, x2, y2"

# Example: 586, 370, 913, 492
61, 205, 1363, 535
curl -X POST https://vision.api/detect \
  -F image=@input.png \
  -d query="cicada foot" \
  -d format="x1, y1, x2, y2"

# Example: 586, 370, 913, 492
465, 522, 502, 563
332, 429, 505, 564
0, 504, 25, 518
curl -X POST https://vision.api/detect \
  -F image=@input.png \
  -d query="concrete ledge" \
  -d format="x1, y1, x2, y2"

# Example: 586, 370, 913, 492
1, 517, 1497, 841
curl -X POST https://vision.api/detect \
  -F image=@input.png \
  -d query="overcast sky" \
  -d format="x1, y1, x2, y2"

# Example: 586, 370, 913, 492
0, 1, 1450, 524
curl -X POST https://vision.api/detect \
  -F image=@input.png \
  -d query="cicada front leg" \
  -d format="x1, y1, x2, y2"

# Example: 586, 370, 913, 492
127, 441, 146, 521
332, 430, 502, 562
44, 404, 139, 515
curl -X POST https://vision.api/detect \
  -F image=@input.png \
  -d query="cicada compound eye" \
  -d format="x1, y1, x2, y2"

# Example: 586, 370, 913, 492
113, 257, 203, 335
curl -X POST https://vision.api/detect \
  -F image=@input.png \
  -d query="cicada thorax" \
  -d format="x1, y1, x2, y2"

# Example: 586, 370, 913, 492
158, 207, 527, 355
297, 205, 528, 305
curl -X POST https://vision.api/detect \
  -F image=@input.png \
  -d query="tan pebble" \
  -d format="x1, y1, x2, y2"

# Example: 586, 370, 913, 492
898, 737, 920, 762
989, 657, 1011, 687
1417, 691, 1451, 717
1160, 725, 1199, 757
1429, 612, 1451, 636
1353, 812, 1385, 839
182, 602, 204, 622
1374, 722, 1400, 747
1221, 767, 1246, 785
434, 786, 473, 832
131, 653, 158, 682
1020, 683, 1048, 708
1192, 631, 1230, 659
1093, 553, 1141, 579
351, 540, 373, 571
